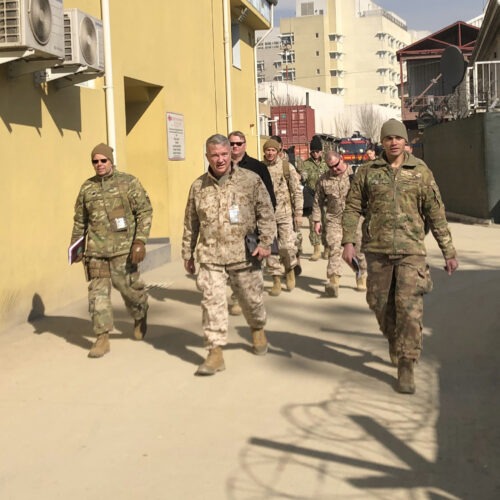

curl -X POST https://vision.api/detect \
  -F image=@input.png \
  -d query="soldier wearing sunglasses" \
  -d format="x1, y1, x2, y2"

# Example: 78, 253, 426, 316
69, 143, 153, 358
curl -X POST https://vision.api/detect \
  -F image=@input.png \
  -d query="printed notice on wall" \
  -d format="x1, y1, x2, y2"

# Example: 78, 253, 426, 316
166, 112, 185, 161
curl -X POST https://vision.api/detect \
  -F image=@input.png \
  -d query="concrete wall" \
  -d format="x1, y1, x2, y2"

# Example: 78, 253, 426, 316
422, 113, 500, 222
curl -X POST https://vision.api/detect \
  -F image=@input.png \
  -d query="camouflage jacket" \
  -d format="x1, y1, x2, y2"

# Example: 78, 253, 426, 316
342, 153, 456, 258
312, 166, 352, 222
299, 157, 328, 191
264, 157, 303, 221
182, 166, 276, 265
71, 168, 153, 258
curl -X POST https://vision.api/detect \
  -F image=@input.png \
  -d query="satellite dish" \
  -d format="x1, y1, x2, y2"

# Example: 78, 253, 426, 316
440, 45, 467, 92
80, 16, 98, 66
29, 0, 53, 46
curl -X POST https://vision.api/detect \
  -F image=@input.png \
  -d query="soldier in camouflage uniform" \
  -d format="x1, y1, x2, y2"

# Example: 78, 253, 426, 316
342, 119, 458, 394
312, 151, 367, 298
70, 143, 153, 358
182, 134, 276, 376
298, 136, 328, 261
262, 139, 303, 296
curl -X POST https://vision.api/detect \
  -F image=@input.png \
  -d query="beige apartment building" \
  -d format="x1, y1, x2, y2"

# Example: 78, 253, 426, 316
259, 0, 412, 111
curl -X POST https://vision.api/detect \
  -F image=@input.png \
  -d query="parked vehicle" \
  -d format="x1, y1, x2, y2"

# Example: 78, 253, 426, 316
337, 132, 371, 172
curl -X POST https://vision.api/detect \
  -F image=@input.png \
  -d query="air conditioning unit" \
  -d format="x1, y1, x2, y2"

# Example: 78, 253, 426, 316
63, 8, 104, 72
0, 0, 64, 59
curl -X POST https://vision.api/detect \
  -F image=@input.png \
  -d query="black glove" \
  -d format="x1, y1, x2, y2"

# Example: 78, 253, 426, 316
130, 240, 146, 264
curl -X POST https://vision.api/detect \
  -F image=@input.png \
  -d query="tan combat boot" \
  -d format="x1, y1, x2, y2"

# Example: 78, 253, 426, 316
134, 313, 147, 340
229, 301, 242, 316
251, 328, 268, 355
397, 358, 416, 394
88, 333, 110, 358
325, 275, 340, 297
196, 347, 225, 376
356, 274, 367, 292
321, 247, 330, 260
285, 269, 296, 291
269, 276, 282, 296
310, 245, 321, 261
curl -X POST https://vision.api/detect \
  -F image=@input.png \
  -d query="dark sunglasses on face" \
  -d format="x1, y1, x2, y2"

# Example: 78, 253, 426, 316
328, 160, 341, 168
230, 141, 245, 147
92, 159, 108, 165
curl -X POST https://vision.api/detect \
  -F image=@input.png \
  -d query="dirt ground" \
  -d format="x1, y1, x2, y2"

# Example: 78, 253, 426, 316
1, 221, 499, 499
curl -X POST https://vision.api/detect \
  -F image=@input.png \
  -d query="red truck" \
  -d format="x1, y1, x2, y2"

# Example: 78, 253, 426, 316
337, 133, 371, 172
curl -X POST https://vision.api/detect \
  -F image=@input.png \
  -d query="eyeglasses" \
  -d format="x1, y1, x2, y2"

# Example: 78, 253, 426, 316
328, 160, 341, 168
92, 159, 108, 165
230, 141, 245, 147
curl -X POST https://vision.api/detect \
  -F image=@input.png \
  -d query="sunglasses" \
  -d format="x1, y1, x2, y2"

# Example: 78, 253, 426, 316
92, 159, 108, 165
328, 160, 341, 168
230, 141, 245, 147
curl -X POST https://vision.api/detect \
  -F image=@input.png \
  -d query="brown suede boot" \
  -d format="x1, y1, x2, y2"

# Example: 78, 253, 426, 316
88, 333, 110, 358
196, 347, 225, 376
285, 269, 296, 291
325, 275, 340, 297
397, 358, 416, 394
269, 276, 282, 296
251, 328, 268, 355
229, 301, 242, 316
356, 274, 367, 291
134, 313, 147, 340
310, 245, 321, 261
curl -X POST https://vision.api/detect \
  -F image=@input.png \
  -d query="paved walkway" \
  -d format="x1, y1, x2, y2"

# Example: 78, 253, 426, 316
1, 222, 499, 499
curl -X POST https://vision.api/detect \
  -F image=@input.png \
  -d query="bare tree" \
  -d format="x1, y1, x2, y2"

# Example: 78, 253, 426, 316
334, 114, 352, 138
356, 104, 385, 142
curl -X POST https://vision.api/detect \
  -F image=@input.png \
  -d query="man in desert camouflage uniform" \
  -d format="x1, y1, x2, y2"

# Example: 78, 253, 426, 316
312, 151, 367, 298
182, 134, 276, 376
342, 119, 458, 394
70, 143, 153, 358
299, 135, 328, 261
262, 139, 303, 296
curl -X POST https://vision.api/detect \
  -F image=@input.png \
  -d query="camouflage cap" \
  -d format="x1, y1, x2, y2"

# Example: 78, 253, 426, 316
91, 143, 114, 163
380, 119, 408, 142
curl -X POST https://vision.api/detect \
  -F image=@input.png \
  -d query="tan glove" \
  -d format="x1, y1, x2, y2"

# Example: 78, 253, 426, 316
130, 240, 146, 264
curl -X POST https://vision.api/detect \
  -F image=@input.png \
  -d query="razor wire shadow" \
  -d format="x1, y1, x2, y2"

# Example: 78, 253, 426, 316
227, 265, 500, 499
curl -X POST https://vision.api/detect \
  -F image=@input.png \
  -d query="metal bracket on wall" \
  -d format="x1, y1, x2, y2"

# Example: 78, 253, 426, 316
34, 65, 104, 89
7, 56, 63, 79
0, 48, 36, 66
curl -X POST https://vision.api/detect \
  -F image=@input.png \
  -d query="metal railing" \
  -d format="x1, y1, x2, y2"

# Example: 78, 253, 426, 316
468, 61, 500, 112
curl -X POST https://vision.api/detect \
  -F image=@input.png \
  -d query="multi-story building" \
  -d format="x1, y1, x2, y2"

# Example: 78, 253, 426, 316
258, 0, 412, 111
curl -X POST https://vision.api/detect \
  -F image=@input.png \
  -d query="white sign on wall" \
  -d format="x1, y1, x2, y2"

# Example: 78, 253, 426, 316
166, 112, 185, 161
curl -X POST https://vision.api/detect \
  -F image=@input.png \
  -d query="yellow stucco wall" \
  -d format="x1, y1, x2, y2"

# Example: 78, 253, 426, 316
0, 0, 270, 330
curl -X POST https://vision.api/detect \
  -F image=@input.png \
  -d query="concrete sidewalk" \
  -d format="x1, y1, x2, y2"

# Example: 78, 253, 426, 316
1, 222, 499, 499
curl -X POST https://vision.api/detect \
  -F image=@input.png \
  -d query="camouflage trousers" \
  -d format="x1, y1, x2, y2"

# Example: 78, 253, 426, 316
308, 208, 327, 247
365, 253, 433, 361
87, 254, 148, 335
325, 217, 366, 278
197, 263, 266, 349
266, 216, 297, 275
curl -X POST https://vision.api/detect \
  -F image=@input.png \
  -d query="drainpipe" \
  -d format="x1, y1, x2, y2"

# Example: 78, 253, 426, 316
254, 5, 274, 159
101, 0, 117, 163
222, 0, 233, 133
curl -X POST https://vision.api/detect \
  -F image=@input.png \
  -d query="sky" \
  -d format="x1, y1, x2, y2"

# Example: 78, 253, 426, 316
274, 0, 488, 33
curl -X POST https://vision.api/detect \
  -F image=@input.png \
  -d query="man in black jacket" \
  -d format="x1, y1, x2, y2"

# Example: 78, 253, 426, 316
228, 131, 276, 209
227, 131, 276, 315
